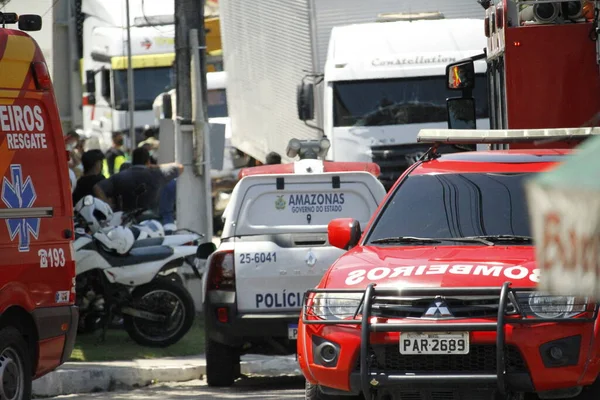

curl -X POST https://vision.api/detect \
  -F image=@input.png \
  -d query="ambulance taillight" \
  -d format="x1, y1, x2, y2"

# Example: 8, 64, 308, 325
31, 62, 51, 91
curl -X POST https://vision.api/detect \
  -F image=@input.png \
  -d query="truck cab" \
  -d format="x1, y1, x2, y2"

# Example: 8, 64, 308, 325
298, 14, 490, 189
202, 140, 387, 387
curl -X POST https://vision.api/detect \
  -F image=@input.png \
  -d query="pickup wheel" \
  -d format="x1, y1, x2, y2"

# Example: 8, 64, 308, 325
305, 381, 362, 400
0, 327, 32, 400
205, 337, 240, 387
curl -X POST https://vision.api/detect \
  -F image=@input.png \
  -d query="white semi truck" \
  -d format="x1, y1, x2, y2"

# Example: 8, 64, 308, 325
298, 16, 489, 189
218, 0, 487, 189
80, 0, 176, 152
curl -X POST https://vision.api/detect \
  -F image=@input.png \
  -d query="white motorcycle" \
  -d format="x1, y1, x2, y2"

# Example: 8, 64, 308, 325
74, 196, 203, 250
73, 198, 215, 347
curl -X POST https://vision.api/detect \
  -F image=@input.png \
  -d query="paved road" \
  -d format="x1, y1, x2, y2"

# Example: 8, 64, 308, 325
48, 377, 306, 400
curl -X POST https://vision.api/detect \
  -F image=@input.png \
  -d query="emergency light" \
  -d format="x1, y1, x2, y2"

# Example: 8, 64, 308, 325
417, 127, 600, 144
286, 138, 331, 160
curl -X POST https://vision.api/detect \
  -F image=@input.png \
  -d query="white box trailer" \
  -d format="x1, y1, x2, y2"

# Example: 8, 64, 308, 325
218, 0, 486, 164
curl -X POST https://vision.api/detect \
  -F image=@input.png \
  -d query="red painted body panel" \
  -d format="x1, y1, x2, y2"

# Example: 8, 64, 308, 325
298, 152, 600, 393
0, 28, 76, 378
504, 23, 600, 130
35, 336, 66, 378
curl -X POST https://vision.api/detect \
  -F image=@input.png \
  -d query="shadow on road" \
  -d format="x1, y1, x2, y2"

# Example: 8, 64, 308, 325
52, 376, 306, 400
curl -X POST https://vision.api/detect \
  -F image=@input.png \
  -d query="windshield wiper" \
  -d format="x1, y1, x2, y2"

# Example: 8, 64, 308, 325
370, 236, 496, 246
370, 236, 443, 244
463, 235, 534, 244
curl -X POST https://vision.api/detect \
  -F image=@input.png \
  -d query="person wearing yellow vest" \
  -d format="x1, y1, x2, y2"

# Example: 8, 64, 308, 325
103, 132, 127, 177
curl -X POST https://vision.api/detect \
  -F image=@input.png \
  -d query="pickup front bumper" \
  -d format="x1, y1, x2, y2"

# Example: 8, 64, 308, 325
300, 282, 599, 399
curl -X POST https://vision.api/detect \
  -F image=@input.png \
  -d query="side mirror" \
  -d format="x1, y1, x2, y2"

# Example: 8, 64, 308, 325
446, 60, 475, 91
296, 81, 314, 121
447, 97, 477, 130
328, 218, 361, 251
162, 94, 173, 119
85, 70, 96, 105
100, 69, 111, 100
196, 242, 217, 259
18, 14, 42, 32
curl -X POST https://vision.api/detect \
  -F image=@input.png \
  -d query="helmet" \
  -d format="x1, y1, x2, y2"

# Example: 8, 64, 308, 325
74, 195, 114, 234
163, 223, 177, 234
138, 219, 165, 238
105, 226, 135, 255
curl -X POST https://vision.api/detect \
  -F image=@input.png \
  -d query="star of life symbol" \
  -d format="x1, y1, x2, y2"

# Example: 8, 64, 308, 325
305, 250, 317, 267
423, 297, 453, 318
1, 165, 39, 252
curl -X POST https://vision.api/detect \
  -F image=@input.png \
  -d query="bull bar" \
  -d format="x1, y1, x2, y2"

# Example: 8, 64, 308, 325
301, 282, 599, 399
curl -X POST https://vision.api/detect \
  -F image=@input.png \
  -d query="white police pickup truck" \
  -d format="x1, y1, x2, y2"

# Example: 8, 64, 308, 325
202, 156, 386, 387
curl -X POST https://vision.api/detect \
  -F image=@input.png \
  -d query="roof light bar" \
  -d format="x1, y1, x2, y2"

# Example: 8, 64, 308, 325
417, 127, 600, 144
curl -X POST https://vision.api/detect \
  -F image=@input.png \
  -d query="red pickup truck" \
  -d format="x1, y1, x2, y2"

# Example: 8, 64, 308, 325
298, 128, 600, 400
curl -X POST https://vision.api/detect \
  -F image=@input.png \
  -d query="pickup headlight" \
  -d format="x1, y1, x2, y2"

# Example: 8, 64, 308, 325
311, 292, 364, 320
520, 292, 588, 319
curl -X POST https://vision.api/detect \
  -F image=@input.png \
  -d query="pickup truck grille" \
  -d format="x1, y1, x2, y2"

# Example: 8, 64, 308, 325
371, 295, 516, 319
355, 344, 526, 373
370, 143, 475, 191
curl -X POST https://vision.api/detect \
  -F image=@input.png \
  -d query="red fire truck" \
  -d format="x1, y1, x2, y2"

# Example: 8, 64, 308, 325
445, 0, 600, 149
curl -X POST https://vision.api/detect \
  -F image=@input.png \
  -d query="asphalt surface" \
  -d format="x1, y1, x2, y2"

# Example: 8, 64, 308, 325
46, 377, 306, 400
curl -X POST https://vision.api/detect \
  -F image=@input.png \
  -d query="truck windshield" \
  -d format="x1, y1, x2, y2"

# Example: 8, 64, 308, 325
333, 75, 489, 127
208, 88, 228, 118
366, 172, 532, 244
113, 67, 174, 111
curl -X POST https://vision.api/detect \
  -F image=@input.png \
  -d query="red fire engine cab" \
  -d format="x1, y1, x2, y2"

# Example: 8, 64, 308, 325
445, 0, 600, 150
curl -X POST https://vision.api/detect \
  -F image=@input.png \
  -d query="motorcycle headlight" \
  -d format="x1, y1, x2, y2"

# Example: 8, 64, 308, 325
524, 292, 588, 319
311, 292, 364, 321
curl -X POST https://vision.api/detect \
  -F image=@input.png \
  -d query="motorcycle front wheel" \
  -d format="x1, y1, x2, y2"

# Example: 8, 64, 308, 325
123, 277, 196, 347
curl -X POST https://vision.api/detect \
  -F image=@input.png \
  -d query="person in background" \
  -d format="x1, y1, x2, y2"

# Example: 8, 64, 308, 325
265, 151, 282, 165
72, 150, 106, 205
66, 130, 84, 179
103, 132, 127, 177
93, 147, 183, 213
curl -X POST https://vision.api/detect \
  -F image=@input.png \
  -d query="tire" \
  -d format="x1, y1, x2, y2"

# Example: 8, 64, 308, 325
305, 380, 363, 400
0, 326, 32, 400
205, 336, 240, 387
123, 277, 195, 347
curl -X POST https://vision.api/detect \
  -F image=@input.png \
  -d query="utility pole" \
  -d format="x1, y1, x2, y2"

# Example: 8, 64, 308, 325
174, 0, 212, 240
125, 0, 136, 150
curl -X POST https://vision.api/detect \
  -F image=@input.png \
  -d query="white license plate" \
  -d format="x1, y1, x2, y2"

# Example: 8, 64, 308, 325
400, 332, 469, 355
288, 324, 298, 340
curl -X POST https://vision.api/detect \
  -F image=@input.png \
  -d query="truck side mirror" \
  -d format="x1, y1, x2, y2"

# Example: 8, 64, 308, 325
100, 69, 111, 100
18, 14, 42, 32
447, 97, 477, 130
85, 70, 96, 105
328, 218, 361, 250
446, 60, 475, 91
296, 81, 314, 121
162, 94, 173, 119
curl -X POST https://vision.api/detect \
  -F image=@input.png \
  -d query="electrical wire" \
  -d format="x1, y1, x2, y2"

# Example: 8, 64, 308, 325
42, 0, 61, 18
141, 0, 174, 34
0, 0, 12, 11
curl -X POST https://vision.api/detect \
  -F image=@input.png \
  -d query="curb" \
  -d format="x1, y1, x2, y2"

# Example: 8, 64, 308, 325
32, 355, 301, 397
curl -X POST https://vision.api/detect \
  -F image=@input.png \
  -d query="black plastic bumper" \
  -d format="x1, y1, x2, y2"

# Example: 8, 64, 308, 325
302, 282, 598, 399
31, 305, 79, 364
204, 295, 299, 347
